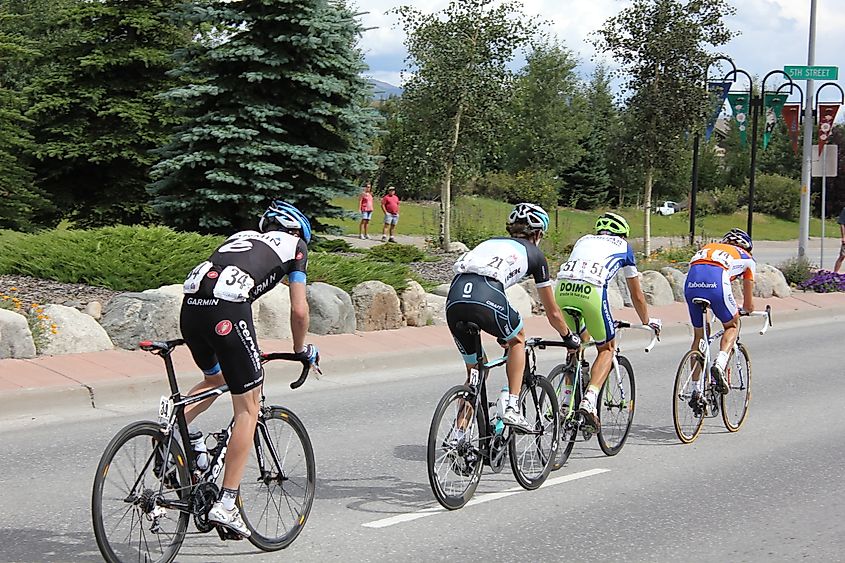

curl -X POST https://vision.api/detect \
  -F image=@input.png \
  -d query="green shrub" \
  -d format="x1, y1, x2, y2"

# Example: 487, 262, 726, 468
366, 243, 426, 264
473, 170, 557, 211
751, 174, 800, 220
311, 237, 358, 253
777, 256, 816, 286
309, 253, 413, 293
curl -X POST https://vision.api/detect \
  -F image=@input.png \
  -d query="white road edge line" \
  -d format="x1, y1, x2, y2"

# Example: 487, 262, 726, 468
362, 468, 610, 529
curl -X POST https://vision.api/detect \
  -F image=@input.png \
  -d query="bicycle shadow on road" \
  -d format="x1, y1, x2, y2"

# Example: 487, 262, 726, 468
625, 422, 686, 446
0, 528, 108, 562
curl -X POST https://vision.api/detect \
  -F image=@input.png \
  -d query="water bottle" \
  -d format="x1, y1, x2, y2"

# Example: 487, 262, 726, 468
189, 430, 209, 470
494, 386, 509, 435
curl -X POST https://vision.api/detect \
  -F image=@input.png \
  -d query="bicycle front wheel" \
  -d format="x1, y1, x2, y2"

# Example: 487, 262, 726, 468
240, 407, 316, 551
545, 364, 576, 470
509, 377, 559, 490
427, 385, 483, 510
597, 356, 636, 456
673, 350, 706, 444
92, 421, 190, 563
721, 343, 752, 432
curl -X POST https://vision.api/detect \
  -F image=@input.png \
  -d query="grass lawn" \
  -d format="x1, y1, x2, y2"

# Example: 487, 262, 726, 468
328, 195, 838, 244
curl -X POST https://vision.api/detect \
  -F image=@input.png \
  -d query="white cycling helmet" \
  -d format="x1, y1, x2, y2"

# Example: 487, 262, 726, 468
507, 203, 550, 232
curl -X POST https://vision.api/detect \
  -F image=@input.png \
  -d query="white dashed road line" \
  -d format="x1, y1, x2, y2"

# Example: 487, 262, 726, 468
362, 468, 610, 529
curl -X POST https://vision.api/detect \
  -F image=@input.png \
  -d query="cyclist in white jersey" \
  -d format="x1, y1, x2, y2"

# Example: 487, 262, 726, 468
446, 203, 581, 432
554, 212, 661, 430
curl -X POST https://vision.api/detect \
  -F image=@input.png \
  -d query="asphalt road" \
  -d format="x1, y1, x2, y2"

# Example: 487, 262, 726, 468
0, 313, 842, 562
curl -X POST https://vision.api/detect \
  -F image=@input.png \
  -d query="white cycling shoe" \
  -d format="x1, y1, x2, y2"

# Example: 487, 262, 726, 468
208, 501, 251, 538
503, 407, 532, 433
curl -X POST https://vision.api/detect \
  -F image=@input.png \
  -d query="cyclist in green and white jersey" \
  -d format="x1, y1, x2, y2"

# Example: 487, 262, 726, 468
554, 212, 661, 430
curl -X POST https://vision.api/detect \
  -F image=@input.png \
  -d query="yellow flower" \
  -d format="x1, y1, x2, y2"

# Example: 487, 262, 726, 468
51, 329, 58, 334
51, 324, 57, 329
9, 287, 17, 291
1, 296, 8, 300
38, 315, 46, 320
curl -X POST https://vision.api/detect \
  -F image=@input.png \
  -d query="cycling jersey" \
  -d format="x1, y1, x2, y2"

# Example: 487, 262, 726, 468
183, 230, 308, 303
685, 243, 755, 328
452, 237, 551, 289
554, 234, 638, 345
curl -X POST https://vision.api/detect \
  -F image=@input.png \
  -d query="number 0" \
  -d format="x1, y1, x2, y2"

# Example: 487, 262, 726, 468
463, 282, 473, 294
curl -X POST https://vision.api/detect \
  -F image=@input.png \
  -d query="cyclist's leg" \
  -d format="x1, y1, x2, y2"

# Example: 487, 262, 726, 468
580, 285, 616, 427
180, 300, 227, 423
711, 270, 740, 392
683, 272, 710, 388
554, 279, 593, 401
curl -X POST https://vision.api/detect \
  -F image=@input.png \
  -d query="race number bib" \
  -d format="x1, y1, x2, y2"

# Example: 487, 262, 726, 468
183, 261, 213, 294
557, 259, 609, 287
212, 265, 255, 302
691, 248, 731, 269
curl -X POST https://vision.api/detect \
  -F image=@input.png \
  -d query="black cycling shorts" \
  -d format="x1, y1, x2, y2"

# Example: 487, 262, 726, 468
445, 273, 523, 363
180, 297, 264, 395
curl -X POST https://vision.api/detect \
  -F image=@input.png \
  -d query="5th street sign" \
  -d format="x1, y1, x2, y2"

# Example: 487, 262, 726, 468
784, 65, 839, 80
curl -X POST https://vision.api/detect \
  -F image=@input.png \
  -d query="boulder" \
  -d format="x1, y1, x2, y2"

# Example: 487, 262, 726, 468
145, 284, 184, 298
448, 241, 470, 253
611, 274, 633, 307
424, 293, 448, 326
400, 280, 427, 327
83, 301, 102, 320
518, 279, 544, 314
505, 283, 533, 318
253, 284, 291, 339
39, 304, 113, 355
757, 264, 792, 298
432, 282, 451, 297
659, 267, 687, 302
0, 308, 36, 358
352, 281, 404, 331
306, 282, 356, 335
640, 271, 674, 306
606, 283, 625, 310
100, 291, 182, 349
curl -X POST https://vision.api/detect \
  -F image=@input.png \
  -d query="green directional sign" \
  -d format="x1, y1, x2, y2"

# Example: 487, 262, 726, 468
784, 65, 839, 80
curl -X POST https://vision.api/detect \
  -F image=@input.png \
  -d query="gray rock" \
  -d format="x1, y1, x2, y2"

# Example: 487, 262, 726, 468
352, 281, 404, 331
612, 274, 633, 307
505, 283, 533, 318
640, 271, 674, 306
145, 284, 183, 298
100, 291, 182, 349
518, 280, 543, 314
432, 283, 451, 297
39, 304, 113, 355
659, 267, 687, 302
306, 282, 355, 335
62, 300, 83, 309
0, 308, 36, 358
758, 263, 792, 298
447, 241, 470, 253
606, 283, 625, 309
253, 284, 291, 339
424, 293, 448, 326
400, 280, 427, 327
83, 301, 102, 320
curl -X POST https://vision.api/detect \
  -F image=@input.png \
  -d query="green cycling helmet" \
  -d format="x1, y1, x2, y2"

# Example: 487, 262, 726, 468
595, 212, 630, 238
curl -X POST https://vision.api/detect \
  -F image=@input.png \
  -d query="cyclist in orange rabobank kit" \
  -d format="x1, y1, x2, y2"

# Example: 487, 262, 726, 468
683, 228, 755, 398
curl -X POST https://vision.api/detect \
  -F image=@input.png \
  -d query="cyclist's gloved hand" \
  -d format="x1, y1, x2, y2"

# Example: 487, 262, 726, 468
561, 331, 581, 350
296, 344, 320, 366
648, 317, 662, 337
496, 337, 508, 349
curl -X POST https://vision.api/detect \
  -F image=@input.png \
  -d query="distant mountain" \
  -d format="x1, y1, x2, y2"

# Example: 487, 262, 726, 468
368, 78, 403, 100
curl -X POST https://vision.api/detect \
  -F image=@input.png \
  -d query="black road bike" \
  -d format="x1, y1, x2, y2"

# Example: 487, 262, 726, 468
426, 321, 561, 510
92, 339, 317, 563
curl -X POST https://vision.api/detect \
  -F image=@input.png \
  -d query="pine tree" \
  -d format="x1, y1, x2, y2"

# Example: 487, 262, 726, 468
150, 0, 379, 235
562, 131, 611, 209
24, 0, 194, 227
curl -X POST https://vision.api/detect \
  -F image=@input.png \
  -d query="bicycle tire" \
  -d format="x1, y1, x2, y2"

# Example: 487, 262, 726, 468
92, 421, 190, 563
545, 364, 576, 470
240, 406, 316, 551
597, 355, 636, 456
509, 377, 559, 490
721, 343, 752, 432
673, 350, 706, 444
427, 385, 483, 510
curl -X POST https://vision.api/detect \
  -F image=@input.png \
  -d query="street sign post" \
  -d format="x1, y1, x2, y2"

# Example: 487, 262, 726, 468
784, 65, 838, 80
811, 144, 839, 267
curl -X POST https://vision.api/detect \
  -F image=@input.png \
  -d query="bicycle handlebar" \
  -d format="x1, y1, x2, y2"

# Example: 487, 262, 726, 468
614, 322, 660, 352
260, 351, 321, 389
740, 305, 772, 335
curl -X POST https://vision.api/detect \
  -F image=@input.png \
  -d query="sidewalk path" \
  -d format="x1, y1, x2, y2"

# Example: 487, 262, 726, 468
2, 291, 844, 420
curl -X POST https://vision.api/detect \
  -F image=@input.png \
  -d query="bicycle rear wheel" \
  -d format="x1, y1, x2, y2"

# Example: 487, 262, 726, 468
92, 421, 190, 563
673, 350, 706, 444
597, 356, 635, 456
509, 377, 559, 490
545, 364, 576, 470
240, 406, 316, 551
721, 343, 752, 432
427, 385, 483, 510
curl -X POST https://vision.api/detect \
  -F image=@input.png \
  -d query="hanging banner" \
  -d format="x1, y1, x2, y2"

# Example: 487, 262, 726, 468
762, 93, 788, 150
704, 81, 731, 141
782, 104, 801, 156
817, 103, 840, 155
727, 93, 750, 148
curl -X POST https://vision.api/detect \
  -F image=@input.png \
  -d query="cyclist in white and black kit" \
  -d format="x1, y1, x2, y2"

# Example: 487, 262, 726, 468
179, 201, 319, 538
446, 203, 581, 432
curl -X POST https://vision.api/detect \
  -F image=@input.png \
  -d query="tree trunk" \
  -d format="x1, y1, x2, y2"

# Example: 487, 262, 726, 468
440, 105, 463, 251
643, 165, 654, 257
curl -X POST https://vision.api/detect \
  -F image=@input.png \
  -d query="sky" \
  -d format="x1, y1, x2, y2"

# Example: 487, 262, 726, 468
355, 0, 845, 106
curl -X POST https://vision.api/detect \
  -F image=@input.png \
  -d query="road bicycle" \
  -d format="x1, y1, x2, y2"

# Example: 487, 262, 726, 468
672, 301, 772, 444
545, 308, 658, 470
426, 321, 562, 510
91, 339, 317, 563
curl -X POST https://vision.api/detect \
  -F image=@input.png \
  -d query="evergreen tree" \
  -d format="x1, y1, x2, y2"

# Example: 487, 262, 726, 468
24, 0, 194, 227
150, 0, 379, 235
561, 130, 611, 209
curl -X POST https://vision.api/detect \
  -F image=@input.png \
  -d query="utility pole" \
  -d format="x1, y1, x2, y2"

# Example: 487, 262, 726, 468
798, 0, 818, 257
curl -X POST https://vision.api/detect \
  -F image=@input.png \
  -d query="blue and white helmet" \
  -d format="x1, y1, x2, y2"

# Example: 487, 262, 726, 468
721, 228, 752, 252
507, 203, 550, 232
258, 201, 312, 243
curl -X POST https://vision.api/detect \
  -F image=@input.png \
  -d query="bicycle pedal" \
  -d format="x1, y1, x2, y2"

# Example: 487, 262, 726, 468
215, 525, 245, 541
